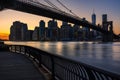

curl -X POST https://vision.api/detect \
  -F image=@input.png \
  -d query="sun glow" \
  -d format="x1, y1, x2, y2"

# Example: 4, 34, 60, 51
0, 33, 9, 40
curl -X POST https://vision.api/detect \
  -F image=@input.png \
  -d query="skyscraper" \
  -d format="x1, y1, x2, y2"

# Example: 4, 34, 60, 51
102, 14, 107, 22
102, 14, 108, 30
32, 27, 39, 41
60, 21, 73, 41
39, 20, 45, 40
9, 21, 28, 41
47, 19, 58, 41
21, 23, 28, 41
82, 18, 90, 41
73, 24, 80, 40
26, 30, 33, 41
9, 25, 15, 40
92, 12, 96, 25
92, 10, 97, 39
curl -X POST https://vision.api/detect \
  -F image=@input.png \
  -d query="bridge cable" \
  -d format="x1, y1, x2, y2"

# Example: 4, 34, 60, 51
56, 0, 79, 18
34, 0, 58, 10
34, 0, 81, 20
35, 0, 80, 19
43, 0, 62, 11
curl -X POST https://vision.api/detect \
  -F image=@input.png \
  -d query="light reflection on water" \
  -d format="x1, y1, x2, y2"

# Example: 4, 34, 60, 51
5, 41, 120, 74
4, 41, 120, 61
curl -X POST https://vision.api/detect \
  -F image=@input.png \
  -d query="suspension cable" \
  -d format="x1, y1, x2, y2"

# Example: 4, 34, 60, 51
33, 0, 59, 10
34, 0, 81, 20
43, 0, 61, 11
56, 0, 79, 18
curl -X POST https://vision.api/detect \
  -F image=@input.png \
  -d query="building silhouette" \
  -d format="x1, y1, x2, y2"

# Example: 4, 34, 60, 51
21, 23, 28, 41
9, 16, 113, 41
92, 11, 97, 39
102, 14, 113, 42
47, 19, 59, 41
73, 24, 83, 41
82, 18, 90, 41
92, 11, 96, 25
26, 30, 33, 41
9, 21, 28, 41
39, 20, 46, 41
32, 27, 39, 41
102, 14, 107, 22
60, 22, 73, 41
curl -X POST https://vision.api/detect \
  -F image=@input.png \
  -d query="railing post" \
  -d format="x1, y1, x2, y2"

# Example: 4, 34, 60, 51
29, 52, 30, 57
51, 56, 55, 80
24, 46, 27, 55
10, 46, 12, 52
11, 46, 14, 52
14, 46, 16, 52
19, 46, 21, 53
86, 68, 96, 80
27, 47, 30, 57
12, 46, 13, 52
33, 52, 36, 61
38, 54, 42, 67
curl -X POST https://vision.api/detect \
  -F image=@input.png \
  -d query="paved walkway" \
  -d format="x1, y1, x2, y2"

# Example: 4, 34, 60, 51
0, 52, 45, 80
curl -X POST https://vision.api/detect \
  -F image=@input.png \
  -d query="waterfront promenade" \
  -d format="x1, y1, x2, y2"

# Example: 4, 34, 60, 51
0, 42, 120, 80
0, 51, 45, 80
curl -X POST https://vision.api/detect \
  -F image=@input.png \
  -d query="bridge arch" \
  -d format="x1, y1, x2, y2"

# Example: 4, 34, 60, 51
102, 21, 113, 42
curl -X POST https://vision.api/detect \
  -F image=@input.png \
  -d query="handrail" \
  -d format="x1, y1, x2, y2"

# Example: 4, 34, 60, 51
0, 43, 9, 51
8, 45, 120, 80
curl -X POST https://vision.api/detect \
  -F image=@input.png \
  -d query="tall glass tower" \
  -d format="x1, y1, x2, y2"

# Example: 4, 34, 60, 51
92, 10, 97, 39
92, 11, 96, 25
39, 20, 45, 40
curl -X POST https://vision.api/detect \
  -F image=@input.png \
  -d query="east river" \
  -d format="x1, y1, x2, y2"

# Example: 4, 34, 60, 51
5, 41, 120, 75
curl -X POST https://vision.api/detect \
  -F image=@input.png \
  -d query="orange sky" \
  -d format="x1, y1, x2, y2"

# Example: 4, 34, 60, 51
0, 33, 9, 40
0, 9, 120, 40
0, 0, 120, 40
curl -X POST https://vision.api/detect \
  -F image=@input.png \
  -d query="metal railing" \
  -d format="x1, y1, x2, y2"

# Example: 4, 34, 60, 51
0, 42, 9, 51
8, 45, 120, 80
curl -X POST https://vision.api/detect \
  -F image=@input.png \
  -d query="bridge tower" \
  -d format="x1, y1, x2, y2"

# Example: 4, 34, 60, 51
102, 14, 113, 42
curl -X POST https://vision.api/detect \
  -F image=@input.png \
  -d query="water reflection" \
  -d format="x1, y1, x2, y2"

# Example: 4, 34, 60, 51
5, 41, 120, 61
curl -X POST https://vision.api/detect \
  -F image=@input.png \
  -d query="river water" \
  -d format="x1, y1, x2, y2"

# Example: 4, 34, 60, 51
5, 41, 120, 75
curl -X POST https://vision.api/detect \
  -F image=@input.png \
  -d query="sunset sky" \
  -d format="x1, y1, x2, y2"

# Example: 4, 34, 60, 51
0, 0, 120, 40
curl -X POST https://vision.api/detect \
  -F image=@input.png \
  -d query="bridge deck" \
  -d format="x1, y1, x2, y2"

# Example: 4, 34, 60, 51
0, 51, 45, 80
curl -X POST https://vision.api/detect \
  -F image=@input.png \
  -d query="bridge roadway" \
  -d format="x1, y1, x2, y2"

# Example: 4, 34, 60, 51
0, 51, 45, 80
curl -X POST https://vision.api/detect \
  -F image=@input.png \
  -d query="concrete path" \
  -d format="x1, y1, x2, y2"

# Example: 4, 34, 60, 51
0, 52, 45, 80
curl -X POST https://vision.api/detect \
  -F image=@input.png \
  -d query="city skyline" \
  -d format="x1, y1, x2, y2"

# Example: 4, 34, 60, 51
9, 20, 102, 41
0, 0, 120, 40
